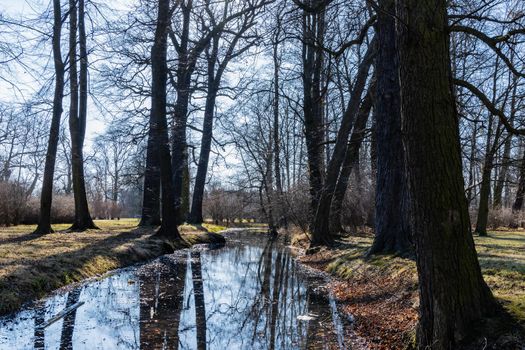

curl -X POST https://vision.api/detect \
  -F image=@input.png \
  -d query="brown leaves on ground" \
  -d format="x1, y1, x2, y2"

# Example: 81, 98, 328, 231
298, 233, 419, 350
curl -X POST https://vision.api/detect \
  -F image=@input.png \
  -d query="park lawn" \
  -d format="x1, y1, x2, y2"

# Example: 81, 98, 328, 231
297, 229, 525, 349
0, 219, 226, 316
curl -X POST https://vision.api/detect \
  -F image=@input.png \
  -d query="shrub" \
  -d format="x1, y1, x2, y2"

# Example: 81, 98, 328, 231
0, 181, 30, 226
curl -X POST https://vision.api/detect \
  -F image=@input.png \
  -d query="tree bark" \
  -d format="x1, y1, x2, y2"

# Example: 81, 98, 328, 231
171, 1, 193, 225
513, 148, 525, 212
188, 37, 220, 225
272, 18, 285, 229
152, 0, 181, 239
369, 0, 413, 257
68, 0, 97, 231
302, 4, 326, 232
329, 88, 373, 235
309, 40, 375, 247
139, 127, 161, 226
396, 0, 498, 348
475, 58, 503, 236
33, 0, 65, 235
494, 76, 517, 209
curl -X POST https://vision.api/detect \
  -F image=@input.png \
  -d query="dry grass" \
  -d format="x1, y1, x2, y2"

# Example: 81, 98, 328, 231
0, 219, 226, 316
297, 229, 525, 349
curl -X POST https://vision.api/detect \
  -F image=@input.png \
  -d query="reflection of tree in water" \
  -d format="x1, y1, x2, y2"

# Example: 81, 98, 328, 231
59, 287, 82, 350
13, 234, 344, 350
186, 235, 317, 349
140, 256, 187, 349
191, 251, 206, 350
33, 303, 46, 349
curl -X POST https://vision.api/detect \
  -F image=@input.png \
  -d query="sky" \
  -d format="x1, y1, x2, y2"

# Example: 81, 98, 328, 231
0, 0, 123, 148
0, 0, 276, 186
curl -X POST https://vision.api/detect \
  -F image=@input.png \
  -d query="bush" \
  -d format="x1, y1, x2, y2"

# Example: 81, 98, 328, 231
0, 181, 29, 226
341, 182, 375, 229
486, 208, 524, 230
22, 195, 75, 224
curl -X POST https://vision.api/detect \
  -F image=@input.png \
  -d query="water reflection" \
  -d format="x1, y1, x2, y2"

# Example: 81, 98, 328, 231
0, 232, 348, 349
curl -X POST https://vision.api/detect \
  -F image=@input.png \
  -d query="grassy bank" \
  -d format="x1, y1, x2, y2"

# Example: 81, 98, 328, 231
0, 219, 226, 316
296, 229, 525, 349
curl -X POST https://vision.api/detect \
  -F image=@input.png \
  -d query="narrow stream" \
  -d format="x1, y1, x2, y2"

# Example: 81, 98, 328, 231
0, 231, 352, 349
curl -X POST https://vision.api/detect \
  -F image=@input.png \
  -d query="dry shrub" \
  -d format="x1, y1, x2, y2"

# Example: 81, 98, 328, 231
22, 195, 75, 224
487, 207, 524, 229
0, 181, 31, 226
91, 198, 122, 219
283, 181, 311, 233
203, 188, 259, 224
341, 180, 375, 229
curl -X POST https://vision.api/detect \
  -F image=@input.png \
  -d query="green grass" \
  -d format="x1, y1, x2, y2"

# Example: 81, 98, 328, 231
475, 230, 525, 323
0, 219, 225, 316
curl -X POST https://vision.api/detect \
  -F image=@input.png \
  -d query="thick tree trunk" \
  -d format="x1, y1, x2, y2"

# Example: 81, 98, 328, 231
370, 0, 413, 257
139, 128, 161, 226
302, 5, 326, 232
68, 0, 97, 231
152, 0, 181, 239
329, 89, 373, 235
396, 0, 498, 348
33, 0, 65, 235
310, 41, 375, 247
171, 2, 193, 225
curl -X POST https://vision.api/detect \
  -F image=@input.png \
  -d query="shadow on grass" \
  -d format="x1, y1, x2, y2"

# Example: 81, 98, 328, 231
477, 234, 525, 244
0, 228, 167, 316
0, 226, 227, 316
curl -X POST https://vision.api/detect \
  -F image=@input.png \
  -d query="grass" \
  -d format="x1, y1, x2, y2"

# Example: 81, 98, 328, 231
476, 230, 525, 322
297, 229, 525, 349
0, 219, 227, 316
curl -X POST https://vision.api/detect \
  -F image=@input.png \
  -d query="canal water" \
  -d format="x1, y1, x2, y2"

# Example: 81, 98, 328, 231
0, 231, 352, 349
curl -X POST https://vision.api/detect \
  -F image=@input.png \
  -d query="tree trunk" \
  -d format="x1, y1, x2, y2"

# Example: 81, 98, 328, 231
302, 5, 326, 232
188, 82, 219, 224
513, 148, 525, 212
33, 0, 65, 235
494, 76, 518, 209
329, 88, 373, 235
272, 23, 285, 228
310, 40, 375, 247
188, 36, 220, 225
152, 0, 181, 239
370, 0, 413, 257
139, 127, 161, 226
68, 0, 97, 231
475, 151, 494, 236
171, 2, 193, 225
396, 0, 498, 348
